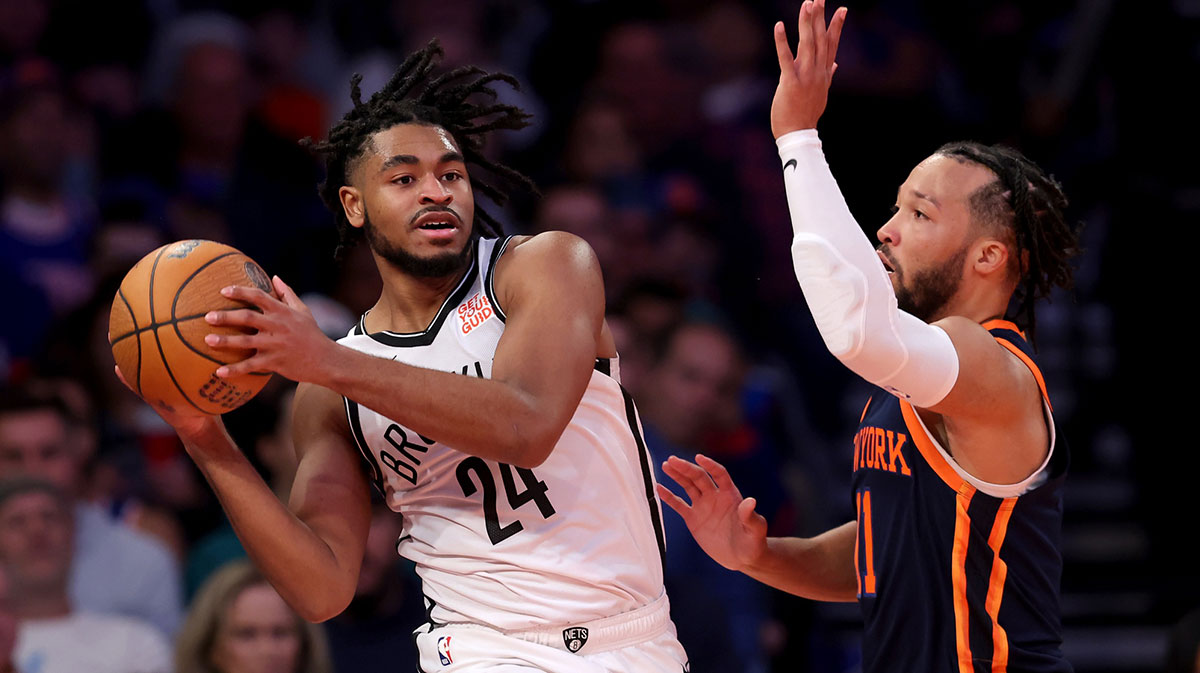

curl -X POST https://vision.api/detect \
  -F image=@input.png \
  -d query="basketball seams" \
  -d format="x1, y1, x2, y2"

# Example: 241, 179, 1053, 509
113, 240, 272, 415
170, 251, 240, 322
148, 244, 207, 413
109, 312, 214, 346
171, 250, 254, 364
116, 287, 143, 396
171, 318, 241, 367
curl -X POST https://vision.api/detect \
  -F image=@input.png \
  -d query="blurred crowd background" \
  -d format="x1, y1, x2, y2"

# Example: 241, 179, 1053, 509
0, 0, 1194, 672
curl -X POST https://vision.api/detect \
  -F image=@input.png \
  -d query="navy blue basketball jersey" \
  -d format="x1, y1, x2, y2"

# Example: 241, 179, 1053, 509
850, 320, 1071, 673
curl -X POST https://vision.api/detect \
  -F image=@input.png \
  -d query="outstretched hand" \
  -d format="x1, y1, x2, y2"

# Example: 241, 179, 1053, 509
656, 454, 768, 572
770, 0, 848, 138
203, 276, 336, 384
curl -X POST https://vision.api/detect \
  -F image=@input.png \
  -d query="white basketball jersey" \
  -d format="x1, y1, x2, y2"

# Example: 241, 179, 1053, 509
337, 237, 668, 631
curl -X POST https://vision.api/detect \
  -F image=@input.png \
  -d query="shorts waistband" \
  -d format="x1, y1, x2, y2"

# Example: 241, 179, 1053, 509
504, 593, 672, 654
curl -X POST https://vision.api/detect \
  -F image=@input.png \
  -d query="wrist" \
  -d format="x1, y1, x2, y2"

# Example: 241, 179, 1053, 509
776, 128, 821, 158
179, 419, 239, 463
310, 341, 352, 391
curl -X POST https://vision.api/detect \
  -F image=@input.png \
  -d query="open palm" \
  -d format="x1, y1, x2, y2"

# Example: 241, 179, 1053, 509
657, 455, 768, 572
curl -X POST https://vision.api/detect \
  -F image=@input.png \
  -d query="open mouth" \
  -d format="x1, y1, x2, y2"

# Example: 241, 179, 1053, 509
414, 210, 462, 232
877, 249, 895, 274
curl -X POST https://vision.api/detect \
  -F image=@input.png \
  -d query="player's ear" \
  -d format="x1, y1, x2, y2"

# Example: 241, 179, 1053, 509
340, 186, 365, 229
972, 238, 1009, 277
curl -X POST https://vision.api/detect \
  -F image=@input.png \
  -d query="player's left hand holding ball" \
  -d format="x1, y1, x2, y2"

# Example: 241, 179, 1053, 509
203, 276, 337, 384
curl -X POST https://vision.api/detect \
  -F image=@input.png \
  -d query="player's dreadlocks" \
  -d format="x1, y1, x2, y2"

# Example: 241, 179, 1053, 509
304, 40, 536, 259
936, 141, 1081, 343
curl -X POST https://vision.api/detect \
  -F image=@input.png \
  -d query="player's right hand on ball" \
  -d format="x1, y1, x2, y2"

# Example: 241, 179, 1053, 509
657, 454, 768, 572
203, 275, 335, 385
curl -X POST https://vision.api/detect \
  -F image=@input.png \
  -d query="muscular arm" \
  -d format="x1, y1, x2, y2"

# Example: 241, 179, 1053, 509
322, 233, 602, 468
181, 383, 371, 622
746, 523, 859, 602
772, 4, 1047, 483
658, 455, 858, 603
211, 231, 605, 469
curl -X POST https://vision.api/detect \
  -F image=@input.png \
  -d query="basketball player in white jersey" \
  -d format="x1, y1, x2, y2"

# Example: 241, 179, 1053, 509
119, 42, 688, 673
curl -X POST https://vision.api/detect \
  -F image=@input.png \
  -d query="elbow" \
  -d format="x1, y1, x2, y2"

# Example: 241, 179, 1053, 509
292, 580, 355, 623
508, 435, 556, 469
505, 423, 562, 469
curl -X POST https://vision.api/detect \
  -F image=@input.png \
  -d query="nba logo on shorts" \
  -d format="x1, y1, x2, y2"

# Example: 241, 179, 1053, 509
437, 636, 453, 665
563, 627, 588, 653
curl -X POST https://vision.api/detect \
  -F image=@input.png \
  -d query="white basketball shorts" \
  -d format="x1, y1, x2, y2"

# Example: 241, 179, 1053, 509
414, 593, 689, 673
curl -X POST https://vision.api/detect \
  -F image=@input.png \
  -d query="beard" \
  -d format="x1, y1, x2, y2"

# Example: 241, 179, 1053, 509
891, 244, 968, 322
362, 207, 473, 278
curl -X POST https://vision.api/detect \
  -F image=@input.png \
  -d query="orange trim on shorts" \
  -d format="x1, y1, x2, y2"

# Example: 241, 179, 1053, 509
900, 401, 966, 491
952, 483, 977, 673
994, 338, 1053, 412
986, 498, 1018, 673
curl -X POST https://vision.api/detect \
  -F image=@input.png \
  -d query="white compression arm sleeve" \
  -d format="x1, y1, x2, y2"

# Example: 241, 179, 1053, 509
778, 129, 959, 407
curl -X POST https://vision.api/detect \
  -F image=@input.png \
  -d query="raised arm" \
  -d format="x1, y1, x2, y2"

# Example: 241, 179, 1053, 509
205, 231, 605, 469
773, 2, 1049, 483
657, 455, 858, 602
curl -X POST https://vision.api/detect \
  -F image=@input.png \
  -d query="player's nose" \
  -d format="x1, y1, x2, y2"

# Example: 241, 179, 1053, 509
418, 175, 453, 205
876, 220, 898, 245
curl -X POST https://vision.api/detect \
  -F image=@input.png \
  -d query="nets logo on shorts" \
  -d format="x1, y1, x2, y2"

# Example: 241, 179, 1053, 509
437, 636, 453, 665
562, 627, 588, 653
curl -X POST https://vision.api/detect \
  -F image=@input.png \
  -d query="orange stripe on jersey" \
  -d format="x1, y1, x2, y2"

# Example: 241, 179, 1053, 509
862, 490, 876, 594
854, 492, 862, 596
981, 319, 1026, 338
860, 396, 873, 423
900, 401, 966, 491
986, 497, 1018, 672
952, 483, 977, 673
994, 338, 1053, 412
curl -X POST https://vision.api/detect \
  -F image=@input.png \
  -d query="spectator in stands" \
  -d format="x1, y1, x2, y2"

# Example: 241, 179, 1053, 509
0, 477, 171, 673
176, 559, 331, 673
0, 387, 183, 636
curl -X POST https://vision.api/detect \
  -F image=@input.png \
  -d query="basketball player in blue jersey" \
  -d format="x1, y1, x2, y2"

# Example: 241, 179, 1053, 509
660, 3, 1080, 672
116, 41, 688, 673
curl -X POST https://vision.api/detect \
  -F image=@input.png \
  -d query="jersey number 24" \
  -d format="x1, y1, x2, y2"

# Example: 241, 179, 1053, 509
456, 457, 557, 544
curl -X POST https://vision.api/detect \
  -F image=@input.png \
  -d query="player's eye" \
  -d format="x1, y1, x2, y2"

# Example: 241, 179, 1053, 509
393, 175, 414, 185
442, 172, 462, 182
913, 210, 927, 220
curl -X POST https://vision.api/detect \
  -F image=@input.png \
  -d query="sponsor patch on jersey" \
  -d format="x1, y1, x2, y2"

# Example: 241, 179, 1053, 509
563, 627, 588, 653
457, 292, 495, 336
437, 635, 453, 665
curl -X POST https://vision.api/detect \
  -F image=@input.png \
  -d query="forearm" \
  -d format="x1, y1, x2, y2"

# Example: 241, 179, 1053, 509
779, 130, 958, 406
180, 425, 358, 621
316, 344, 561, 467
743, 521, 859, 602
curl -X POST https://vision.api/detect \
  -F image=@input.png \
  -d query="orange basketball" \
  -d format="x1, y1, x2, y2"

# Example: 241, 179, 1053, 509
108, 240, 274, 415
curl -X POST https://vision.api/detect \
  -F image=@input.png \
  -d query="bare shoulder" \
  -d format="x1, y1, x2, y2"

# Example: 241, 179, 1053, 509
291, 382, 350, 449
494, 232, 604, 306
498, 231, 599, 273
929, 316, 1039, 422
